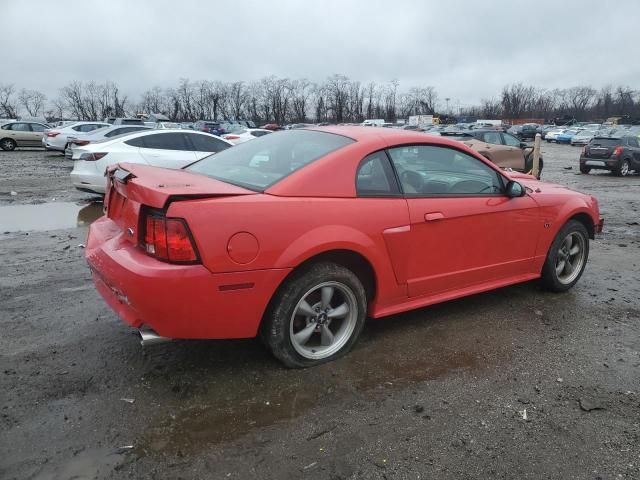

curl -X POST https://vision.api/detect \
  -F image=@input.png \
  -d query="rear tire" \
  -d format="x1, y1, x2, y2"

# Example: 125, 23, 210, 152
1, 138, 16, 151
541, 220, 589, 292
261, 262, 367, 368
525, 155, 543, 179
614, 159, 630, 177
580, 165, 591, 174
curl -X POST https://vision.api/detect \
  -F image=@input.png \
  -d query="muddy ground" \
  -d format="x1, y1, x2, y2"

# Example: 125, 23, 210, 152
1, 144, 639, 479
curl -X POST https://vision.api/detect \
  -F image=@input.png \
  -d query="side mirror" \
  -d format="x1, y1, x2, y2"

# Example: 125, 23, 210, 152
520, 142, 529, 149
505, 180, 526, 198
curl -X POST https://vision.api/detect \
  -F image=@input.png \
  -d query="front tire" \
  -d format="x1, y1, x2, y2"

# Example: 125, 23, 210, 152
580, 165, 591, 174
1, 138, 16, 151
261, 262, 367, 368
541, 220, 589, 292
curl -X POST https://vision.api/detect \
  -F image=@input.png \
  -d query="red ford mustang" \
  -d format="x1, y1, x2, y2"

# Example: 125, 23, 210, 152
86, 127, 603, 367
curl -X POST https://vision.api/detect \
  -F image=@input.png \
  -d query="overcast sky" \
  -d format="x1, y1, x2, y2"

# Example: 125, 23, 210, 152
6, 0, 640, 108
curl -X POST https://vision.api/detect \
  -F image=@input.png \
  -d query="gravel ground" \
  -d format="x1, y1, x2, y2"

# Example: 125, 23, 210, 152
1, 143, 639, 479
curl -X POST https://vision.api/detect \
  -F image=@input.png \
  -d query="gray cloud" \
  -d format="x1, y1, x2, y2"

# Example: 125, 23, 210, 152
5, 0, 640, 107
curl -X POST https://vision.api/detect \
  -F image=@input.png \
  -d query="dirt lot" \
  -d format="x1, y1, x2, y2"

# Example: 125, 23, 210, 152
1, 144, 639, 479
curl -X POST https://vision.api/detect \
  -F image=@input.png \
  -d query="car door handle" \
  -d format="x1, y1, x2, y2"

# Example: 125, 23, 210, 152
424, 212, 445, 221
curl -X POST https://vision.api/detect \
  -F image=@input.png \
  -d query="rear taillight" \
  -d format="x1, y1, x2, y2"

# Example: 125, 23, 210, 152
79, 152, 108, 162
613, 146, 624, 155
46, 131, 60, 137
74, 140, 90, 146
143, 213, 199, 263
201, 128, 208, 132
224, 135, 240, 140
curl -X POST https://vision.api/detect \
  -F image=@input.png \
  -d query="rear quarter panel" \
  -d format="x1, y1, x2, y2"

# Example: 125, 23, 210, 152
167, 194, 411, 309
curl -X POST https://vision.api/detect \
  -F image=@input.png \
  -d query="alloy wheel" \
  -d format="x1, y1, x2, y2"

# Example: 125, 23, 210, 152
555, 232, 586, 285
620, 160, 630, 177
289, 281, 358, 360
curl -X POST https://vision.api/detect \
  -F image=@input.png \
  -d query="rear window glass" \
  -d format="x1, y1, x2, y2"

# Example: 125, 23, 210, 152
187, 130, 354, 191
590, 138, 621, 147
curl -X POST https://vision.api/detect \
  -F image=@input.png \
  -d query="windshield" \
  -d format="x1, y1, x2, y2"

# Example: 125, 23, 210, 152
187, 129, 354, 191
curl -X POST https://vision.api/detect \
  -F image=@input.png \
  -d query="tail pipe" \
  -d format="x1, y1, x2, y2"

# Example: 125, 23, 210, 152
138, 327, 172, 347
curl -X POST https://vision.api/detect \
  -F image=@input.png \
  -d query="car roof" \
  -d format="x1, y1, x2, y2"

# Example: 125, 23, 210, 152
303, 125, 490, 151
80, 128, 232, 150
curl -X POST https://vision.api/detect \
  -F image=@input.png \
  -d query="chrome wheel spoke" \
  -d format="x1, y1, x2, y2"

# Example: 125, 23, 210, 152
296, 300, 316, 317
569, 245, 580, 255
563, 236, 572, 250
563, 257, 573, 274
320, 325, 334, 346
555, 260, 566, 276
327, 302, 349, 319
321, 286, 334, 309
293, 323, 316, 346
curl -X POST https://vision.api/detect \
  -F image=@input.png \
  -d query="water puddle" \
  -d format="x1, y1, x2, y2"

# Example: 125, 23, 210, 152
33, 447, 126, 480
136, 299, 512, 456
0, 201, 103, 233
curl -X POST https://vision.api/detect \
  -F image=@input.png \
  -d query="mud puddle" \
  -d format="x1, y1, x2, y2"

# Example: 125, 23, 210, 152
137, 304, 506, 456
33, 447, 126, 480
0, 201, 103, 233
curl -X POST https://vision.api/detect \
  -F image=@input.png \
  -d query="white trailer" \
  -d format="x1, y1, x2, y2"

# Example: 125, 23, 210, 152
361, 119, 385, 127
408, 115, 434, 127
476, 119, 502, 126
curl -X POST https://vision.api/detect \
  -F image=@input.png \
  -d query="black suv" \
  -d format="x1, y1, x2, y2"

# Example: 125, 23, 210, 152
580, 136, 640, 176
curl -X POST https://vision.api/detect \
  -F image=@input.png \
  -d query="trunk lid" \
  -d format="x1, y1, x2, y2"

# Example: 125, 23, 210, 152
104, 163, 256, 244
586, 138, 619, 158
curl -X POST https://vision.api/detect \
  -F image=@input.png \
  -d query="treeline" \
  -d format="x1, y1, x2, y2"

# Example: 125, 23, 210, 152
0, 76, 638, 124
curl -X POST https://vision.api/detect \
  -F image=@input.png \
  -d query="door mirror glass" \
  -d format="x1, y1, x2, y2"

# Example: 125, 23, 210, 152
505, 180, 525, 198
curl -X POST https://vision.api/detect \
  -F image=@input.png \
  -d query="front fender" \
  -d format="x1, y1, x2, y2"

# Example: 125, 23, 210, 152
535, 195, 599, 259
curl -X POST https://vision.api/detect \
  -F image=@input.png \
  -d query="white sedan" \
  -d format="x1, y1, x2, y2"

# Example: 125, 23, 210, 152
222, 128, 272, 145
70, 129, 233, 194
43, 121, 111, 152
545, 128, 568, 142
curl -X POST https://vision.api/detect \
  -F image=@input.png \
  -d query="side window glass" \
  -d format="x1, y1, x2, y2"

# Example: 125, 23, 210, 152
189, 133, 232, 152
387, 145, 503, 196
356, 151, 398, 196
30, 123, 46, 132
124, 136, 147, 148
142, 132, 190, 150
10, 123, 30, 132
502, 133, 521, 147
483, 131, 502, 144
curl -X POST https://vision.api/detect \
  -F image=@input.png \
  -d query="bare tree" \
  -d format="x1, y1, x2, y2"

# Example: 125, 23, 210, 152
480, 97, 501, 118
566, 86, 596, 119
0, 84, 19, 118
18, 89, 46, 117
291, 78, 312, 122
501, 83, 535, 119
